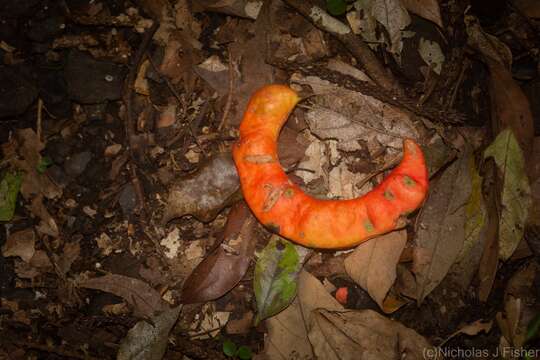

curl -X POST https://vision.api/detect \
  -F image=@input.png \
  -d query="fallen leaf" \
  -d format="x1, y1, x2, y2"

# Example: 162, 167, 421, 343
1, 228, 35, 263
413, 152, 472, 303
260, 270, 342, 360
254, 236, 310, 324
0, 171, 22, 221
418, 37, 445, 74
6, 129, 62, 200
30, 195, 59, 238
309, 308, 435, 360
195, 0, 263, 19
484, 129, 531, 260
55, 241, 80, 276
441, 319, 493, 346
447, 156, 486, 289
78, 274, 167, 319
117, 305, 182, 360
401, 0, 443, 27
188, 303, 231, 339
162, 153, 240, 223
344, 230, 407, 311
181, 202, 257, 303
477, 159, 500, 301
371, 0, 411, 56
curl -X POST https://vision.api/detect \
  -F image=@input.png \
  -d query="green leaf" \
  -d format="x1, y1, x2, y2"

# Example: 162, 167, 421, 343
484, 128, 531, 260
237, 346, 252, 360
37, 156, 53, 174
0, 171, 22, 221
222, 339, 237, 357
326, 0, 347, 16
254, 236, 304, 324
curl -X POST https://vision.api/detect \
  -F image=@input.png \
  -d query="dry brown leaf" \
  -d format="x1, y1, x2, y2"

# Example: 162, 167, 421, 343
162, 153, 240, 223
441, 319, 493, 346
180, 202, 257, 303
78, 274, 167, 319
260, 270, 342, 360
4, 129, 62, 200
30, 195, 59, 238
55, 241, 80, 276
488, 63, 535, 166
309, 309, 435, 360
194, 0, 263, 19
401, 0, 443, 27
1, 228, 35, 263
413, 153, 472, 303
262, 297, 314, 360
344, 230, 407, 311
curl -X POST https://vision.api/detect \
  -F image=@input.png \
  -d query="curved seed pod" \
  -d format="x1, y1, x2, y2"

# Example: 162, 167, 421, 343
233, 85, 428, 249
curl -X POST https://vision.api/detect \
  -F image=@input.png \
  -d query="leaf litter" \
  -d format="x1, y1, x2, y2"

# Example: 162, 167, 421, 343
1, 0, 540, 358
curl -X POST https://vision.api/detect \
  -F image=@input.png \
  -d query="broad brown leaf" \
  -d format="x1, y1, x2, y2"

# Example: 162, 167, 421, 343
180, 201, 257, 303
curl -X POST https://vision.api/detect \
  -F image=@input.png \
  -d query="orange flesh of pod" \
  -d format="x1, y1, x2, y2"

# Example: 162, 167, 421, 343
232, 85, 429, 249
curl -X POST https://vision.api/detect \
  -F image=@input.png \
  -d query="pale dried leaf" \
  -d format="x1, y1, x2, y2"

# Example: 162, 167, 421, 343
309, 309, 434, 360
117, 305, 182, 360
162, 153, 239, 223
418, 37, 445, 74
413, 153, 472, 303
372, 0, 411, 56
79, 274, 167, 319
2, 229, 35, 263
344, 230, 407, 310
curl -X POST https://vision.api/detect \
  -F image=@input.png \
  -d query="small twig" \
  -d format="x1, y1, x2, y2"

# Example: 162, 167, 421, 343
36, 98, 43, 142
123, 21, 159, 220
147, 55, 183, 106
7, 339, 101, 360
356, 155, 400, 191
281, 0, 400, 92
218, 48, 235, 131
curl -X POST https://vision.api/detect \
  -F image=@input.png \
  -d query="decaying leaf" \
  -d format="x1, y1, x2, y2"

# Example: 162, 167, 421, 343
371, 0, 411, 56
344, 230, 407, 312
194, 0, 263, 19
261, 270, 343, 360
117, 305, 182, 360
310, 308, 435, 360
441, 319, 493, 346
254, 236, 311, 324
418, 37, 445, 75
0, 171, 22, 221
413, 152, 472, 303
484, 129, 531, 260
262, 271, 435, 360
162, 153, 240, 223
78, 274, 167, 319
3, 128, 62, 200
293, 75, 418, 152
447, 156, 486, 289
188, 303, 231, 339
181, 201, 257, 303
1, 228, 35, 263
